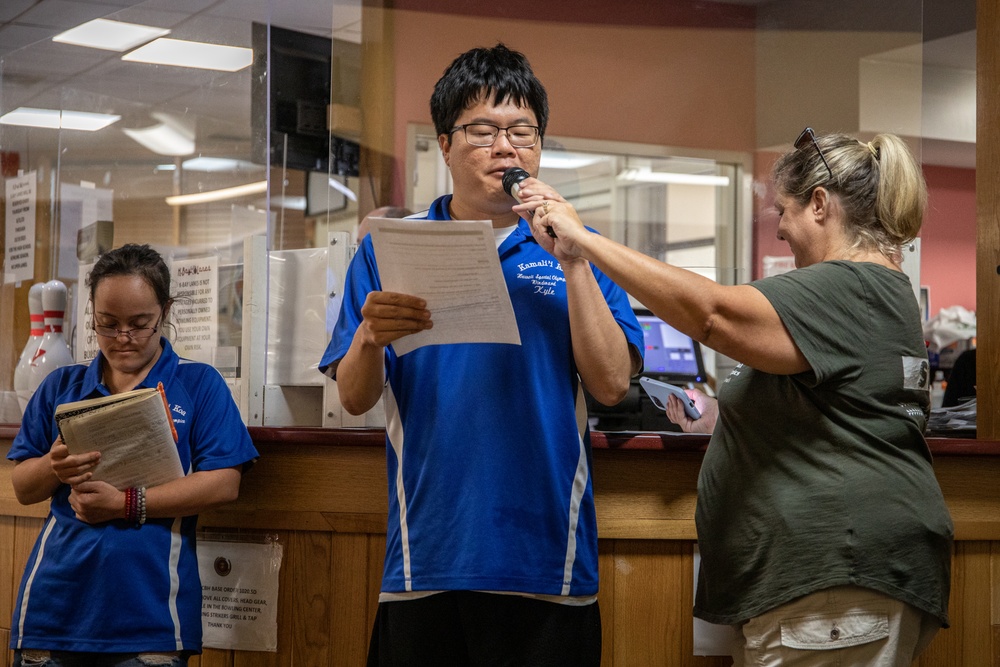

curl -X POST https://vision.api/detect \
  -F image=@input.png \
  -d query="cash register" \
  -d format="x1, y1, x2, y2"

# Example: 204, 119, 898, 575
586, 308, 707, 432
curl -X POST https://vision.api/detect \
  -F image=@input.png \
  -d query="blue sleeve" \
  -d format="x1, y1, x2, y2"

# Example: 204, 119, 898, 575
8, 369, 67, 462
187, 367, 258, 472
318, 236, 383, 378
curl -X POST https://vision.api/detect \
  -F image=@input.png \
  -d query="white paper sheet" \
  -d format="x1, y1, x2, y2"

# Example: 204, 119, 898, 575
5, 171, 36, 284
369, 217, 521, 355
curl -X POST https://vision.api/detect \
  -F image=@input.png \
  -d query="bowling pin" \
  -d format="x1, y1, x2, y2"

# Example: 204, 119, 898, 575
14, 282, 45, 414
29, 280, 76, 393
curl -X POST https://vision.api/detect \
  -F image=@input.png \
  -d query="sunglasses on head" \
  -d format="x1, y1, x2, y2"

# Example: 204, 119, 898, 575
794, 127, 833, 179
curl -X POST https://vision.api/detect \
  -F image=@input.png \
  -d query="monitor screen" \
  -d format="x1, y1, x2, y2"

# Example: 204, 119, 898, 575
634, 309, 706, 383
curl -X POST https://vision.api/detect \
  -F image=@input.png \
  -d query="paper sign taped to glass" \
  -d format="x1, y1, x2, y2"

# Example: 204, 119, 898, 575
198, 539, 284, 652
369, 217, 521, 355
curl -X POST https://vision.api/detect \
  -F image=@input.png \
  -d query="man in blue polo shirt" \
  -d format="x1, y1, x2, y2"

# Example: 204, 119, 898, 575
320, 43, 643, 666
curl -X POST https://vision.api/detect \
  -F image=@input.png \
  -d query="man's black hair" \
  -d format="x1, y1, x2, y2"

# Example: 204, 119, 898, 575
430, 43, 549, 140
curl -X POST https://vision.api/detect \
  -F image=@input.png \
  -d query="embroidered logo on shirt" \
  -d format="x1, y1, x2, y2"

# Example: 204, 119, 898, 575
515, 260, 565, 297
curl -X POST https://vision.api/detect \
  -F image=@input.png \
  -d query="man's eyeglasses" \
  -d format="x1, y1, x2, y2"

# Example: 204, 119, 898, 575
450, 124, 540, 148
92, 314, 162, 339
794, 127, 833, 180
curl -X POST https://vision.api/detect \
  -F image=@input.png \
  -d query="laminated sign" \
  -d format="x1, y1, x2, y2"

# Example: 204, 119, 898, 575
198, 539, 283, 651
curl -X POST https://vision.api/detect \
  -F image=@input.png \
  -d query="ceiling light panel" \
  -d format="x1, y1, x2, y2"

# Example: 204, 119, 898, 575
182, 157, 260, 172
617, 168, 730, 186
122, 38, 253, 72
53, 19, 170, 52
0, 108, 60, 129
60, 110, 122, 131
0, 107, 120, 131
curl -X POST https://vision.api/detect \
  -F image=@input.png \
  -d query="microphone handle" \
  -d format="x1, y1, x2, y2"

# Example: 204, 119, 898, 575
511, 184, 557, 238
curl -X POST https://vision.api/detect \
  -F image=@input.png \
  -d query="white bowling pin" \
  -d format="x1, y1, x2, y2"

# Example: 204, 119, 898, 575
29, 280, 76, 393
14, 282, 45, 414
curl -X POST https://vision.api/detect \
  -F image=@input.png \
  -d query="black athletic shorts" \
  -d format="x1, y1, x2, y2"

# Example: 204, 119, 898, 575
366, 591, 602, 666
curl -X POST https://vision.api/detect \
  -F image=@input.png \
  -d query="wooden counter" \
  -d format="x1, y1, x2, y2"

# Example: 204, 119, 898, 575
2, 427, 998, 666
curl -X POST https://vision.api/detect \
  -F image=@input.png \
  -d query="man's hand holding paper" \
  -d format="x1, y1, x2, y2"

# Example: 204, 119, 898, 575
368, 217, 522, 355
358, 291, 432, 349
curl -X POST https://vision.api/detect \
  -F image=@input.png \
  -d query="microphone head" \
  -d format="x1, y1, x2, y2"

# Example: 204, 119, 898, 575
501, 167, 530, 197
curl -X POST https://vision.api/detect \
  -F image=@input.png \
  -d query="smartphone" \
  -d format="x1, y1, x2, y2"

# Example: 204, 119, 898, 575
638, 377, 701, 420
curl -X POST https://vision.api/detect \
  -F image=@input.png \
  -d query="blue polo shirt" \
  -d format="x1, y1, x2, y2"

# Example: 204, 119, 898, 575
320, 195, 642, 597
9, 338, 258, 653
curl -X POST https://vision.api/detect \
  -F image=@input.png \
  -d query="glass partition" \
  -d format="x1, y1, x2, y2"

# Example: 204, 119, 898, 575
2, 0, 975, 426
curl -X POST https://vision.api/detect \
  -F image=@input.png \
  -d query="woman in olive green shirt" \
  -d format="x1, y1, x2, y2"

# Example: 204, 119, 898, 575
517, 129, 952, 666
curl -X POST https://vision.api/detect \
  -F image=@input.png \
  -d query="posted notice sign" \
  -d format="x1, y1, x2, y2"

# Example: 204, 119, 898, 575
5, 172, 36, 284
198, 539, 283, 652
171, 256, 219, 364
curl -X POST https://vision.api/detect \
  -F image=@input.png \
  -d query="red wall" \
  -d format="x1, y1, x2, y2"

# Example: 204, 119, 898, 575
752, 151, 783, 273
921, 165, 976, 314
390, 10, 757, 205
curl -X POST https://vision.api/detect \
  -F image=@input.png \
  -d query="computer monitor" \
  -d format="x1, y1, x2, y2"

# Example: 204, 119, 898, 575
634, 308, 706, 384
584, 308, 706, 432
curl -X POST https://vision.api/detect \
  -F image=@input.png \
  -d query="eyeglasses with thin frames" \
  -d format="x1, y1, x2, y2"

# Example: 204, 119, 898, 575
449, 123, 540, 148
794, 127, 833, 180
92, 313, 163, 339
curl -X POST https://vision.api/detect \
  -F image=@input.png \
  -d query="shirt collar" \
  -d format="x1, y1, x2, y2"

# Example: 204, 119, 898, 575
428, 194, 536, 256
81, 337, 178, 396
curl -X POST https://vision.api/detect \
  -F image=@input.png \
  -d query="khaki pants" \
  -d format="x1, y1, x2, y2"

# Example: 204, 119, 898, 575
731, 585, 941, 667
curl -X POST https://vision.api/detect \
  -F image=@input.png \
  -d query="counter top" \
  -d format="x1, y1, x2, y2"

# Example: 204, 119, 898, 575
1, 424, 992, 455
247, 427, 996, 455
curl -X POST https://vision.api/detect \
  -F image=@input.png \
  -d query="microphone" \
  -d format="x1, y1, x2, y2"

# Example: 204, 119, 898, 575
502, 167, 530, 202
502, 167, 556, 238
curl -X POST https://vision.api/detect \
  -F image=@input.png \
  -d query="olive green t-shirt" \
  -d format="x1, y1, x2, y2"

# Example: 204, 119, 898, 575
694, 261, 953, 626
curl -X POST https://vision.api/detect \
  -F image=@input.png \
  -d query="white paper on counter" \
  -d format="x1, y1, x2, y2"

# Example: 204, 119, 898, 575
369, 217, 521, 356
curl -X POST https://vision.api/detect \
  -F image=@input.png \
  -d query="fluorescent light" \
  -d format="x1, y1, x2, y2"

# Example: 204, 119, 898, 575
1, 108, 60, 128
617, 168, 730, 186
328, 177, 358, 202
122, 112, 195, 156
270, 195, 307, 210
61, 111, 122, 131
166, 181, 267, 206
182, 157, 258, 172
0, 107, 119, 131
123, 38, 253, 72
53, 18, 169, 52
540, 153, 606, 170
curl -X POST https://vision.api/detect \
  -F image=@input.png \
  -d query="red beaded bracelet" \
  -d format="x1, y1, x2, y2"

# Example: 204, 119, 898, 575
124, 487, 137, 525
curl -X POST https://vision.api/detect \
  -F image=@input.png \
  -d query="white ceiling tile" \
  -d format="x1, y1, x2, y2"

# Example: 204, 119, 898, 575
111, 8, 200, 29
18, 0, 126, 29
0, 0, 40, 23
0, 23, 53, 54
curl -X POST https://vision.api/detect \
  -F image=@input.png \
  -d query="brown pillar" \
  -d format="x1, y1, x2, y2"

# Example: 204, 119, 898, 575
976, 0, 998, 439
357, 0, 397, 218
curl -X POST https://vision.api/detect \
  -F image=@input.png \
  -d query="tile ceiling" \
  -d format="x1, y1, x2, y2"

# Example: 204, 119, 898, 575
0, 0, 362, 168
0, 0, 360, 59
0, 0, 978, 170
